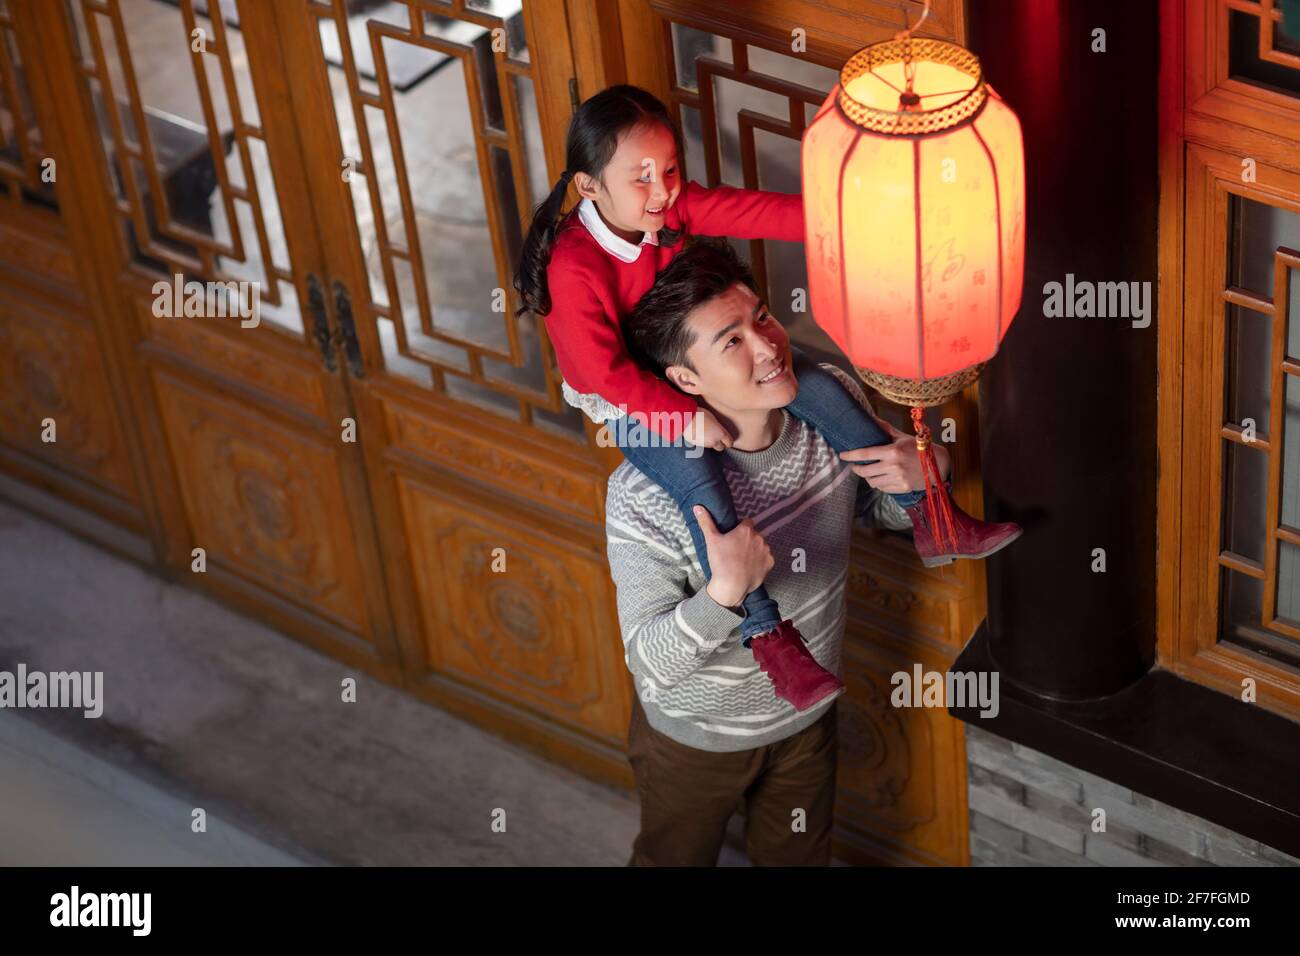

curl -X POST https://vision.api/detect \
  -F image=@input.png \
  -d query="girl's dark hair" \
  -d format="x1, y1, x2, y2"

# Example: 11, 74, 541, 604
623, 237, 759, 377
513, 84, 686, 317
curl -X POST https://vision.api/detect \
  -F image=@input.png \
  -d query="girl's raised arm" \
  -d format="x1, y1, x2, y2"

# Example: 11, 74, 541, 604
673, 179, 804, 244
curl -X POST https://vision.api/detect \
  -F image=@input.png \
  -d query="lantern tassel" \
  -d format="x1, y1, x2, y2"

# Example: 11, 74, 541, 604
910, 406, 959, 554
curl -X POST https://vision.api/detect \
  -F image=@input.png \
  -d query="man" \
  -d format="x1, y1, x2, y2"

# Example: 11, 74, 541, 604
607, 237, 952, 866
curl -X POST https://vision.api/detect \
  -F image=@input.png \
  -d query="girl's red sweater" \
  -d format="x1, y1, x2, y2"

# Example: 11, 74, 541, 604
542, 179, 803, 442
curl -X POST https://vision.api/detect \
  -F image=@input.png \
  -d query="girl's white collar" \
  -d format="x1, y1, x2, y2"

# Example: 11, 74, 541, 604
577, 197, 659, 263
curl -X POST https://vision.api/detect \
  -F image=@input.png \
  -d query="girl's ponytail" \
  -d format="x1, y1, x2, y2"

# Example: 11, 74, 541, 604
514, 171, 573, 317
513, 84, 686, 317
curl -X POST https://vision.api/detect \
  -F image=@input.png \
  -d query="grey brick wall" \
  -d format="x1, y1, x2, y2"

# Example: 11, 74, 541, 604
965, 725, 1300, 867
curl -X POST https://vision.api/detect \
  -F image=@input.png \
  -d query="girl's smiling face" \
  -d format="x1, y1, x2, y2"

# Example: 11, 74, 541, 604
575, 120, 681, 243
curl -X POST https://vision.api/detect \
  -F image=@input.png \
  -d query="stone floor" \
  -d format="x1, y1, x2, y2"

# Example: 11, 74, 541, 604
0, 497, 756, 866
0, 708, 307, 866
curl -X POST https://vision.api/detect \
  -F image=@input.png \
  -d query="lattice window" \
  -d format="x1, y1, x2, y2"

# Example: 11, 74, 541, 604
66, 0, 303, 332
664, 21, 843, 367
1228, 0, 1300, 97
309, 0, 580, 438
1218, 191, 1300, 659
0, 0, 57, 207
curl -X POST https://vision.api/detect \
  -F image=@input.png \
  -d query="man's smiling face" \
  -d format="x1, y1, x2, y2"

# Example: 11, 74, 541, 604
666, 282, 800, 416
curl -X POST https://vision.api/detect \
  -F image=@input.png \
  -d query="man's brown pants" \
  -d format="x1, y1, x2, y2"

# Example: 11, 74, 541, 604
625, 694, 838, 866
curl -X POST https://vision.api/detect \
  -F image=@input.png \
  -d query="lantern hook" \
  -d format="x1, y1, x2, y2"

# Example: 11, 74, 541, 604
892, 0, 932, 42
893, 0, 931, 102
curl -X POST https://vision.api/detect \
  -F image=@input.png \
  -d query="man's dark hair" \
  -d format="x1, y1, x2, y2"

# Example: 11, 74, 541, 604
623, 237, 760, 377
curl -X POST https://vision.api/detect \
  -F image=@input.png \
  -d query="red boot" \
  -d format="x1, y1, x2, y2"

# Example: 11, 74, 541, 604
749, 620, 845, 711
903, 485, 1023, 568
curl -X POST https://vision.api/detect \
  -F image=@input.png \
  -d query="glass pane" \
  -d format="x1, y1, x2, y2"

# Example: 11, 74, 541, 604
1284, 374, 1300, 529
1280, 540, 1300, 625
747, 44, 840, 96
1290, 267, 1300, 358
464, 0, 528, 58
1219, 569, 1265, 643
1229, 9, 1300, 98
69, 0, 302, 332
445, 374, 519, 419
1228, 193, 1300, 298
756, 128, 840, 367
1222, 440, 1268, 564
1280, 11, 1300, 56
514, 74, 547, 210
671, 24, 731, 93
679, 103, 708, 187
1224, 304, 1272, 437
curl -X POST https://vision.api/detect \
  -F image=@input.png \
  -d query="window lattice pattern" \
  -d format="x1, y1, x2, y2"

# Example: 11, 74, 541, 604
663, 21, 845, 368
68, 0, 303, 332
0, 0, 57, 207
309, 0, 579, 437
1227, 0, 1300, 97
1219, 191, 1300, 654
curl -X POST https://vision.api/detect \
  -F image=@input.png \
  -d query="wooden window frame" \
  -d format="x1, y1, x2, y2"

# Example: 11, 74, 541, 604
1158, 0, 1300, 721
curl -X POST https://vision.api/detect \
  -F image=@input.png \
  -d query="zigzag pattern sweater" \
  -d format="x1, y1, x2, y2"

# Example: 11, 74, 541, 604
604, 366, 914, 752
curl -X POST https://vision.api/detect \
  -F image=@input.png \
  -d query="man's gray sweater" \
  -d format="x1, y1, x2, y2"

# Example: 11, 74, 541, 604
604, 365, 914, 752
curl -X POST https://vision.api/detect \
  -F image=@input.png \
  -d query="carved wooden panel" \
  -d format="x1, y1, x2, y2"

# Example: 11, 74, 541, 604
396, 481, 626, 742
837, 619, 968, 866
137, 287, 330, 420
383, 398, 604, 522
847, 550, 952, 648
152, 369, 373, 635
0, 283, 134, 495
0, 217, 76, 286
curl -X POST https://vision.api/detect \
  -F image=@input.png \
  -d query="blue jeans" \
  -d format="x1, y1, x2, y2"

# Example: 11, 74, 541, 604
612, 347, 924, 645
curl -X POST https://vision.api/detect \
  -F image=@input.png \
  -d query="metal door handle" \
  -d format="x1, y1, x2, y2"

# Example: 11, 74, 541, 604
332, 279, 364, 378
307, 273, 336, 372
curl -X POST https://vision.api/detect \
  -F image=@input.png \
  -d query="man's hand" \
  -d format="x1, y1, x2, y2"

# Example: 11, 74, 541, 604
695, 506, 773, 608
682, 408, 734, 452
839, 430, 951, 494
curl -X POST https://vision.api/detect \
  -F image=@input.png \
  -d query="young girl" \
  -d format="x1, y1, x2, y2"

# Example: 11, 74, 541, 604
514, 85, 1021, 712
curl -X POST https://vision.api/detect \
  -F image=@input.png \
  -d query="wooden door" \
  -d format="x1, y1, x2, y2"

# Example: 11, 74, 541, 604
267, 0, 630, 779
20, 0, 405, 676
600, 0, 984, 865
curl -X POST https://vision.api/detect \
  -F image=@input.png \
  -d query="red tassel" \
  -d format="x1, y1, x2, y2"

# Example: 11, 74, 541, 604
910, 406, 959, 554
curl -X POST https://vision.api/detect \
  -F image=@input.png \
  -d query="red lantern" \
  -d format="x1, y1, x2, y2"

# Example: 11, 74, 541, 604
802, 21, 1025, 550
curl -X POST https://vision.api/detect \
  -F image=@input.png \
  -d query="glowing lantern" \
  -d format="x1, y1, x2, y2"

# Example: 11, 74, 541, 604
801, 17, 1025, 549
